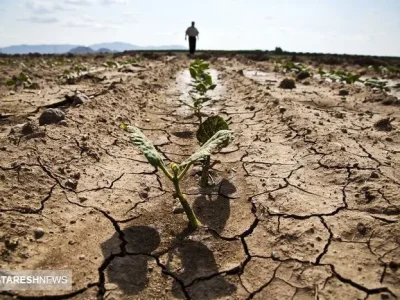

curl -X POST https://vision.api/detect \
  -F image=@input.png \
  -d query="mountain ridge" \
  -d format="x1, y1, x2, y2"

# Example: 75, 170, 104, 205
0, 42, 186, 54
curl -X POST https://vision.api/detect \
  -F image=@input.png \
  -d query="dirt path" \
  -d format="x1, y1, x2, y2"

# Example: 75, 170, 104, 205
0, 55, 399, 299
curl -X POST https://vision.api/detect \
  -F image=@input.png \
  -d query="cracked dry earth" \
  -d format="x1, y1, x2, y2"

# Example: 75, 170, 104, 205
1, 54, 399, 300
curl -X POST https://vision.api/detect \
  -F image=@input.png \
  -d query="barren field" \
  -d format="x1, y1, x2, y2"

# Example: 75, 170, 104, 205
0, 53, 399, 299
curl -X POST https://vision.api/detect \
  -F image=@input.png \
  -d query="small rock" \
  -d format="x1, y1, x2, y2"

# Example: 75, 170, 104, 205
341, 128, 348, 133
279, 106, 286, 113
356, 223, 367, 235
334, 112, 345, 119
144, 118, 150, 122
69, 240, 76, 245
59, 120, 68, 126
173, 206, 184, 214
278, 78, 296, 90
364, 191, 376, 203
39, 108, 65, 126
339, 89, 349, 96
370, 172, 379, 179
5, 238, 18, 250
0, 146, 7, 151
384, 206, 399, 215
79, 255, 85, 260
374, 118, 393, 132
65, 179, 78, 190
314, 112, 320, 117
22, 122, 39, 135
34, 228, 45, 239
72, 92, 89, 106
382, 95, 399, 106
140, 192, 149, 199
78, 196, 88, 203
389, 261, 399, 272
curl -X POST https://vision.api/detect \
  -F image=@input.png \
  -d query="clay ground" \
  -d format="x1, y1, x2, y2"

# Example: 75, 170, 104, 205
0, 53, 399, 300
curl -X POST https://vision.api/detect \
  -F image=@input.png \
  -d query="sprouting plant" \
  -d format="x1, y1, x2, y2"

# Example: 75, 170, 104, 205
196, 116, 230, 187
180, 59, 217, 123
122, 58, 141, 65
120, 124, 233, 229
282, 61, 312, 80
6, 72, 32, 88
74, 65, 88, 76
103, 60, 119, 68
364, 78, 390, 92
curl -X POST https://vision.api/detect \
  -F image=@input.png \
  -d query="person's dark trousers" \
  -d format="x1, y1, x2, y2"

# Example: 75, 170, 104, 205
189, 36, 196, 54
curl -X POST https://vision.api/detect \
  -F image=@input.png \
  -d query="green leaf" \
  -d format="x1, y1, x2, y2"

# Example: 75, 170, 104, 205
121, 124, 163, 168
189, 67, 198, 79
18, 72, 29, 82
197, 116, 229, 145
6, 79, 15, 86
204, 74, 212, 86
180, 130, 233, 168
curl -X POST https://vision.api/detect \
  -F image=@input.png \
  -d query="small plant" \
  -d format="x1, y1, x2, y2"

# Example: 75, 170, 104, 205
279, 78, 296, 89
120, 124, 233, 229
281, 61, 312, 81
364, 78, 390, 92
103, 60, 119, 68
180, 59, 217, 123
5, 72, 36, 89
196, 116, 230, 187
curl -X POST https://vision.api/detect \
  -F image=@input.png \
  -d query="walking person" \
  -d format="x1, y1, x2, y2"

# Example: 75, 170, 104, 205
185, 21, 199, 55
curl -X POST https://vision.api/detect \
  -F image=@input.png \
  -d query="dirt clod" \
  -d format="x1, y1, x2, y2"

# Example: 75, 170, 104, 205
374, 117, 394, 131
279, 78, 296, 89
39, 108, 66, 125
356, 223, 367, 235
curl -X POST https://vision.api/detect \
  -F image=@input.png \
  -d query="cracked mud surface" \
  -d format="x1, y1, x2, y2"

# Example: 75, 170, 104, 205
1, 54, 399, 299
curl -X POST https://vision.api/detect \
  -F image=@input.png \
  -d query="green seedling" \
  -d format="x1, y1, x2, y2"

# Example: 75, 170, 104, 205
180, 59, 217, 123
6, 72, 32, 88
120, 124, 233, 229
282, 61, 312, 81
196, 116, 230, 187
103, 60, 119, 68
364, 78, 390, 92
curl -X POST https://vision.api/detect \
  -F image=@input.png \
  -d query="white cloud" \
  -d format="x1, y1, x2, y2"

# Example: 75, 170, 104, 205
25, 0, 126, 13
19, 16, 59, 23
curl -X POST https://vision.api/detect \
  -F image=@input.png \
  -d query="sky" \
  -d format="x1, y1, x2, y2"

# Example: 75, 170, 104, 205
0, 0, 399, 56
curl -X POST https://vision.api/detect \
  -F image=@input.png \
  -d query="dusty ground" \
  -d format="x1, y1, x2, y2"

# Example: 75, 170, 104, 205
0, 53, 399, 300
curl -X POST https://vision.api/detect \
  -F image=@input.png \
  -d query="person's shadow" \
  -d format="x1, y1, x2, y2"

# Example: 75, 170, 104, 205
169, 239, 237, 299
101, 223, 237, 298
193, 179, 237, 233
100, 226, 160, 295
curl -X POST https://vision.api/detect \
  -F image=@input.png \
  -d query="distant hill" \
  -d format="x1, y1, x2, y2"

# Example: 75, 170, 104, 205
68, 46, 95, 54
0, 42, 186, 54
96, 48, 113, 53
0, 44, 80, 54
90, 42, 137, 52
